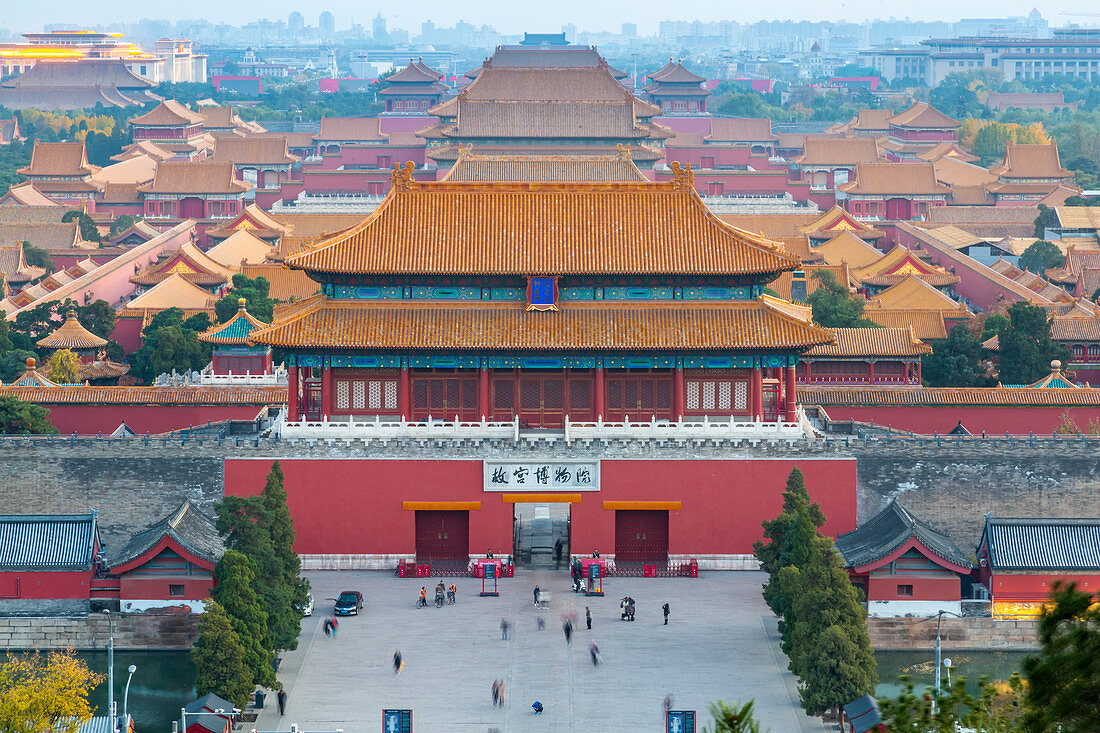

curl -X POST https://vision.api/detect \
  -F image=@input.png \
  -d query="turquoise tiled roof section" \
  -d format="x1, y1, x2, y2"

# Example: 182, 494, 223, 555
198, 299, 269, 345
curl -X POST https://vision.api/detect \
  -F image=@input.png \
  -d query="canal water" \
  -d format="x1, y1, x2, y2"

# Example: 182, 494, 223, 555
2, 650, 195, 733
875, 650, 1032, 699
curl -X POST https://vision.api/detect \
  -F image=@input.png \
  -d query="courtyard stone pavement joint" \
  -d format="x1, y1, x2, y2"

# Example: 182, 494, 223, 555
255, 570, 826, 732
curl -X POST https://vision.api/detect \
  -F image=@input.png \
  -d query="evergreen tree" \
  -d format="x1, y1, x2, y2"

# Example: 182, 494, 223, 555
191, 601, 253, 708
702, 700, 764, 733
1018, 240, 1064, 274
0, 395, 57, 434
213, 550, 276, 688
60, 211, 101, 243
921, 324, 992, 387
807, 271, 880, 328
215, 462, 307, 652
997, 301, 1071, 385
214, 275, 275, 323
753, 467, 826, 617
1023, 582, 1100, 732
781, 536, 877, 719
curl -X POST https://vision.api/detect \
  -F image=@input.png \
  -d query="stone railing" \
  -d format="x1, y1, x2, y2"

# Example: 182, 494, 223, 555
198, 365, 287, 385
275, 408, 813, 444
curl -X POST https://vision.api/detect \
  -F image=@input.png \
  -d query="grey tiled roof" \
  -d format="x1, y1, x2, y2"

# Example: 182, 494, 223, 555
108, 500, 224, 569
981, 518, 1100, 571
0, 513, 97, 570
835, 500, 971, 570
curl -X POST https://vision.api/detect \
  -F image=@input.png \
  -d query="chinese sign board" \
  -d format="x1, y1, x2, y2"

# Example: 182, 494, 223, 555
382, 709, 412, 733
483, 461, 600, 491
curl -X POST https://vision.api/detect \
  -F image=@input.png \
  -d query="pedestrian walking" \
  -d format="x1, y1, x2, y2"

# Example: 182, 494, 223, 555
553, 538, 564, 569
533, 585, 540, 606
497, 680, 506, 707
589, 641, 601, 666
663, 602, 670, 625
500, 618, 510, 640
563, 618, 573, 645
393, 649, 403, 674
663, 694, 674, 712
585, 606, 592, 630
536, 617, 545, 631
276, 688, 287, 716
491, 679, 500, 707
531, 701, 544, 714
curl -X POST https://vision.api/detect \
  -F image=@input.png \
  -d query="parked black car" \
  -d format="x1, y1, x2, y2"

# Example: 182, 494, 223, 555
334, 590, 364, 616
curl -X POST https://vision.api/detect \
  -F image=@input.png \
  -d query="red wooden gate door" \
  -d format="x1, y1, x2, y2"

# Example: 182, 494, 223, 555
179, 197, 205, 219
605, 374, 673, 422
518, 376, 566, 428
415, 511, 470, 561
412, 374, 478, 421
302, 379, 322, 421
614, 510, 670, 563
885, 197, 912, 220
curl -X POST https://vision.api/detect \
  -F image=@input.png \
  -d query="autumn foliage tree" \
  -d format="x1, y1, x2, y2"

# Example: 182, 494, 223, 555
45, 349, 81, 384
0, 650, 103, 733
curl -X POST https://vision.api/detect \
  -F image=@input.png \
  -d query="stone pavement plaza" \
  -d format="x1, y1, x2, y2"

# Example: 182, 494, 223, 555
255, 570, 824, 732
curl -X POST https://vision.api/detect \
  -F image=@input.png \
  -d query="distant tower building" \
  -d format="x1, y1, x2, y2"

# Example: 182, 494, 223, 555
319, 11, 335, 38
373, 13, 388, 42
562, 23, 577, 44
622, 22, 637, 38
288, 12, 304, 34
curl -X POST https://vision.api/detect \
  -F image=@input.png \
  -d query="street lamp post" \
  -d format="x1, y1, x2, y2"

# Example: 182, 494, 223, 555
932, 608, 962, 713
101, 610, 115, 730
122, 664, 137, 727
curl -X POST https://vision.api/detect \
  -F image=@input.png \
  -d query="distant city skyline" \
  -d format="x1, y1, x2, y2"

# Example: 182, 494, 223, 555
4, 1, 1096, 37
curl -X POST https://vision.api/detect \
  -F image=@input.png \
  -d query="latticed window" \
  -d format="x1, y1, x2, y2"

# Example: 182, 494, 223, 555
494, 382, 514, 410
570, 380, 591, 410
685, 376, 749, 414
335, 375, 399, 413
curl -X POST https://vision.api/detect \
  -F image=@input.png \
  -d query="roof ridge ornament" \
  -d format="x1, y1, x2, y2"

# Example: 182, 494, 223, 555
669, 161, 694, 191
391, 160, 416, 191
615, 143, 631, 161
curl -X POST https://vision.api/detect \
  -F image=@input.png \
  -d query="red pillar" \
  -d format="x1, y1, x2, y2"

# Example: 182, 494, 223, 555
673, 366, 684, 421
287, 365, 299, 421
868, 359, 875, 385
479, 366, 490, 421
750, 365, 763, 421
784, 365, 797, 423
916, 359, 923, 386
321, 363, 333, 420
594, 366, 605, 420
399, 366, 410, 420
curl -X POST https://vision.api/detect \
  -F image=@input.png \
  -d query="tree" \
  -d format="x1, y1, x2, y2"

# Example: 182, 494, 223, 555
929, 73, 980, 119
213, 550, 276, 688
807, 271, 880, 328
214, 274, 275, 323
0, 395, 57, 434
1023, 582, 1100, 731
61, 210, 101, 243
45, 349, 81, 384
879, 675, 1025, 733
191, 601, 254, 709
921, 324, 992, 387
21, 243, 54, 274
0, 650, 103, 733
973, 122, 1016, 166
702, 700, 764, 733
215, 462, 307, 653
108, 214, 139, 239
780, 536, 877, 719
996, 301, 1071, 385
0, 351, 38, 383
127, 308, 211, 383
753, 467, 826, 618
1033, 204, 1059, 239
1018, 240, 1065, 274
76, 300, 117, 340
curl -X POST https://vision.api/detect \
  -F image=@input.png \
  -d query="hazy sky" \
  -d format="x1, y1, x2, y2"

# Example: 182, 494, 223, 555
6, 1, 1090, 35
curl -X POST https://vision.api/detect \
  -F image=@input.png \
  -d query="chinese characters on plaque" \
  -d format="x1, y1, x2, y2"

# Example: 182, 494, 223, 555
483, 461, 600, 491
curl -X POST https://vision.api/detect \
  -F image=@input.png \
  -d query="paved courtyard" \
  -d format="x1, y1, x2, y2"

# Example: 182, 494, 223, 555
255, 570, 824, 732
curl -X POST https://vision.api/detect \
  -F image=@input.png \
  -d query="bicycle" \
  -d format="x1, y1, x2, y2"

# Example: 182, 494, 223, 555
435, 593, 445, 608
416, 596, 427, 608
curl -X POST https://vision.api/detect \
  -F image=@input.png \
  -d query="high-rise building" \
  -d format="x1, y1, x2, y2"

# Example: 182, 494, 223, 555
622, 22, 637, 38
288, 12, 304, 34
562, 23, 577, 44
373, 13, 388, 42
319, 11, 335, 38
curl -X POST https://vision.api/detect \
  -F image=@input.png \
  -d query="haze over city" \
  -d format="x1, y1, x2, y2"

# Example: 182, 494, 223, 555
5, 1, 1096, 34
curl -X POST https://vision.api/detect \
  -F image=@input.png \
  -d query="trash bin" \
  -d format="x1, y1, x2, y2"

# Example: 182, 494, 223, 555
643, 564, 657, 577
689, 558, 698, 578
254, 690, 265, 709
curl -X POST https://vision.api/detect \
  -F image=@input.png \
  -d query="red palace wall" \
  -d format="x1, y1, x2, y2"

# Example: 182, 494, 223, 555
43, 404, 266, 435
0, 571, 90, 599
987, 572, 1100, 601
223, 458, 857, 558
868, 573, 960, 601
119, 575, 214, 601
820, 405, 1100, 435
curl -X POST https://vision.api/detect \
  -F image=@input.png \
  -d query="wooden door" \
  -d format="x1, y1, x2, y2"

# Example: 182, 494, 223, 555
614, 510, 670, 563
302, 379, 322, 421
412, 374, 478, 421
415, 511, 469, 561
605, 373, 673, 422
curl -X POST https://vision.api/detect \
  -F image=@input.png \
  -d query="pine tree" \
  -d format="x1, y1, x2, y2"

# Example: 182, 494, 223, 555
213, 550, 275, 688
783, 536, 877, 718
753, 466, 826, 617
258, 462, 308, 651
191, 601, 254, 709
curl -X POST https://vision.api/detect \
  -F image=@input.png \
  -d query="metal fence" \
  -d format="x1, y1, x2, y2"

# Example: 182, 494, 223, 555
609, 561, 695, 578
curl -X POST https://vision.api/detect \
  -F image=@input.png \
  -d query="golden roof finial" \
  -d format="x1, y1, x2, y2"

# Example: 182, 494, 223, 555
238, 297, 247, 311
391, 160, 416, 191
669, 161, 695, 192
26, 357, 35, 369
